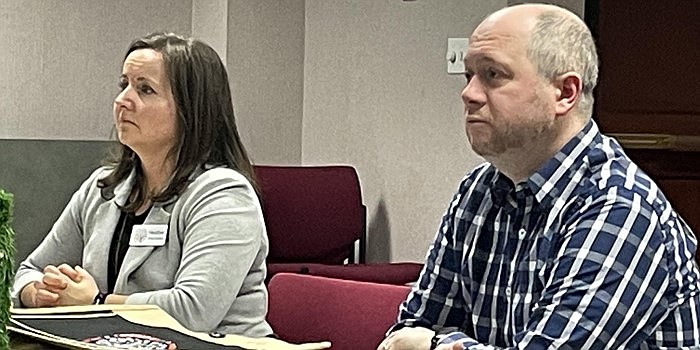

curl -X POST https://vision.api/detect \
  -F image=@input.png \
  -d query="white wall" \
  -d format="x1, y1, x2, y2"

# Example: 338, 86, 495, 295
301, 0, 583, 262
2, 0, 584, 263
302, 0, 504, 262
508, 0, 584, 16
0, 0, 193, 140
191, 0, 228, 62
225, 0, 306, 164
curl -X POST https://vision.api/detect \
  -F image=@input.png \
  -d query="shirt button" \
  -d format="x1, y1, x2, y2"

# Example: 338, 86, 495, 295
518, 228, 527, 239
505, 287, 512, 296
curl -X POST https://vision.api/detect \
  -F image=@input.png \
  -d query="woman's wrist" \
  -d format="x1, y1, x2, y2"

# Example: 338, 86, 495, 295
19, 282, 38, 308
104, 294, 127, 304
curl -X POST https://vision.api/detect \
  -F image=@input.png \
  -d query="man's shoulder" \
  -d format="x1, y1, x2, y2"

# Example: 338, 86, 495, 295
581, 146, 667, 209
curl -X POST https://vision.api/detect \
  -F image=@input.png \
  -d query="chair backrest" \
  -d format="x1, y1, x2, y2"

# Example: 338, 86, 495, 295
254, 165, 366, 264
267, 273, 411, 350
267, 262, 423, 286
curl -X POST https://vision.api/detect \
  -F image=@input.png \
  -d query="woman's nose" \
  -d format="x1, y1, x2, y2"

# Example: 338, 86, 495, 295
114, 86, 133, 109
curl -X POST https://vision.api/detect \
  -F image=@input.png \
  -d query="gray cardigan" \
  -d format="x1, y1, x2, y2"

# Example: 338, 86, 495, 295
13, 166, 273, 337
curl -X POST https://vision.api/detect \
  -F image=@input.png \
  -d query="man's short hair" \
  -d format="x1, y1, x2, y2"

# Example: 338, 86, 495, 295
527, 11, 599, 117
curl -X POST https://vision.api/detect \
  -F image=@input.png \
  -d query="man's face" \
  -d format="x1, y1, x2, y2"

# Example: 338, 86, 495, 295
461, 17, 557, 158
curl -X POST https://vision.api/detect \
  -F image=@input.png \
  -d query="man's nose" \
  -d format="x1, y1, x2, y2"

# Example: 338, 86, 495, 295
461, 77, 486, 112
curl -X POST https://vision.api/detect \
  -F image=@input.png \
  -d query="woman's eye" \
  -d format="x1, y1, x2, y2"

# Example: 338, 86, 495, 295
139, 85, 155, 95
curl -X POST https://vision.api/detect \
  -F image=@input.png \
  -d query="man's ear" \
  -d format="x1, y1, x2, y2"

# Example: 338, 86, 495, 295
553, 72, 582, 117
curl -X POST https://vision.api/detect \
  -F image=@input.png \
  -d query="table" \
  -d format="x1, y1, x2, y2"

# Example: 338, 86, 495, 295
10, 305, 330, 350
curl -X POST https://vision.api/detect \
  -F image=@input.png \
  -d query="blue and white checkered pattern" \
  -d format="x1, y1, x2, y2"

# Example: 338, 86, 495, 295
394, 121, 700, 349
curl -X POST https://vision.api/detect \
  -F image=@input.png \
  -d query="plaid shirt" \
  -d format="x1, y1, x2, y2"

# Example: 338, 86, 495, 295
394, 120, 700, 349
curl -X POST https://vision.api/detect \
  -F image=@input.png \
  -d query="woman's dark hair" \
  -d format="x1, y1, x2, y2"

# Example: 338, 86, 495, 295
99, 32, 256, 212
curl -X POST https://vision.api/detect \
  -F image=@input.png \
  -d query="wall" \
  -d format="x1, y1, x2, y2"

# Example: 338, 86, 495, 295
302, 0, 503, 262
226, 0, 306, 164
179, 0, 308, 165
301, 0, 584, 262
0, 0, 193, 140
0, 140, 112, 261
0, 0, 193, 261
191, 0, 228, 62
0, 0, 307, 261
508, 0, 584, 16
2, 0, 584, 264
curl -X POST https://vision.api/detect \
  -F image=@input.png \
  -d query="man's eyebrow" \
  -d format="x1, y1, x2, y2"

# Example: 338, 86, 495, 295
464, 55, 499, 68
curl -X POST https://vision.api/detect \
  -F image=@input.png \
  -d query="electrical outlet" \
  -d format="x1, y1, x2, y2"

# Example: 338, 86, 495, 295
446, 38, 468, 74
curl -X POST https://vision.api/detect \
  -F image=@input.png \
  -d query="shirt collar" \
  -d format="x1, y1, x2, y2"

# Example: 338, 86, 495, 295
526, 119, 602, 209
101, 163, 210, 208
489, 172, 514, 208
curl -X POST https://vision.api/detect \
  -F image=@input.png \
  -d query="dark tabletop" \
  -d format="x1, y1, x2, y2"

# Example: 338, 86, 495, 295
10, 334, 63, 350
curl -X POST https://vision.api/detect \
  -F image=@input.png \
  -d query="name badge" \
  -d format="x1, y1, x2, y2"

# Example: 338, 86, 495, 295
129, 224, 168, 247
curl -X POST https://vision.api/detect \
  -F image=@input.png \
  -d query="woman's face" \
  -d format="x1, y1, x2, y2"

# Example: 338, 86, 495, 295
113, 48, 178, 161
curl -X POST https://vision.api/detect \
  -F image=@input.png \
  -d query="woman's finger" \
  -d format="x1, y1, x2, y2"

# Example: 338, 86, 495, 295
35, 288, 59, 306
42, 272, 68, 289
58, 264, 82, 282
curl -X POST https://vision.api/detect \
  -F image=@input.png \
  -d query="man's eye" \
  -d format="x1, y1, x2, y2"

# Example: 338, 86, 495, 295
464, 71, 473, 82
486, 68, 500, 79
118, 80, 128, 91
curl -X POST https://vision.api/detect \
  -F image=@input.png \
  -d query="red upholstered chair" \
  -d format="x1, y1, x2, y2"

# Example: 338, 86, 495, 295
267, 273, 411, 350
254, 164, 423, 285
254, 165, 366, 266
269, 262, 424, 286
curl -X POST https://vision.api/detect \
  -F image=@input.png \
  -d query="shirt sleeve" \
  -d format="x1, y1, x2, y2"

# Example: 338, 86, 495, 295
11, 169, 103, 304
389, 177, 474, 333
438, 186, 681, 349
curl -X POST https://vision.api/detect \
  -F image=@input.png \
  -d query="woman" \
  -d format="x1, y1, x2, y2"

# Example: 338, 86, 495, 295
13, 32, 273, 337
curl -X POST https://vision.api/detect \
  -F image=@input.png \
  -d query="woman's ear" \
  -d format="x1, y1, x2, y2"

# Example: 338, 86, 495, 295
553, 72, 582, 117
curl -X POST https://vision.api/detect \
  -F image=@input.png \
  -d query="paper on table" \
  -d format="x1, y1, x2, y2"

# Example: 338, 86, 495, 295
11, 304, 331, 350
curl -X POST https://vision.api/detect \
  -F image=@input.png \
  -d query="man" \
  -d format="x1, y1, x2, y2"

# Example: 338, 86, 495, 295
379, 3, 700, 350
